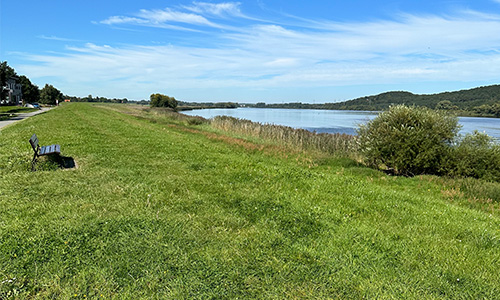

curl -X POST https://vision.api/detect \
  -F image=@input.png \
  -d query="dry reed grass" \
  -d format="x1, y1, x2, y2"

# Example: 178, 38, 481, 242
210, 116, 357, 156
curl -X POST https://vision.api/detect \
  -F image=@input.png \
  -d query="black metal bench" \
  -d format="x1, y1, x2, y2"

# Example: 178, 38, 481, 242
29, 134, 60, 170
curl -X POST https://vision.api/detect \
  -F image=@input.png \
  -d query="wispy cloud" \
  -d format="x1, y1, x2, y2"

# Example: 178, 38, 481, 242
183, 2, 243, 17
18, 3, 500, 101
99, 2, 241, 30
99, 16, 147, 25
136, 8, 216, 26
37, 35, 81, 42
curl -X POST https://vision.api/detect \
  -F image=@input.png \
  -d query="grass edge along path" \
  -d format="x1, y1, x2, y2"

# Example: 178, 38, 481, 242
0, 107, 39, 121
0, 103, 499, 299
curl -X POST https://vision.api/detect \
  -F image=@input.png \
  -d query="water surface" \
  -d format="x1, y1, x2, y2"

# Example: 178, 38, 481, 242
183, 108, 500, 139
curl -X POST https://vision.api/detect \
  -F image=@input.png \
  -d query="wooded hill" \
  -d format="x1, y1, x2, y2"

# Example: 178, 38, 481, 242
258, 84, 500, 117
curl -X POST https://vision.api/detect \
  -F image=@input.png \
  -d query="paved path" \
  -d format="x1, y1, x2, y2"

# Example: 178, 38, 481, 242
0, 107, 54, 130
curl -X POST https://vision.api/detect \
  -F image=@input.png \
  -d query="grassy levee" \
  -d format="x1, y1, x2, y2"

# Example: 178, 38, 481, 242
1, 103, 499, 299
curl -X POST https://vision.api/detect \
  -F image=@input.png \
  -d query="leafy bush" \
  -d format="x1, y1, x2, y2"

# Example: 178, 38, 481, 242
357, 105, 459, 176
446, 131, 500, 181
357, 105, 500, 181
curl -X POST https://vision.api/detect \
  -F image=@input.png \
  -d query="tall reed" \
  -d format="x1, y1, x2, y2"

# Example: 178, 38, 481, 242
210, 115, 357, 156
144, 107, 208, 125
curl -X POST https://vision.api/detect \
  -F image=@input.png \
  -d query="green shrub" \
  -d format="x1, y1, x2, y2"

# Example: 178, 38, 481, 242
357, 105, 459, 176
446, 131, 500, 181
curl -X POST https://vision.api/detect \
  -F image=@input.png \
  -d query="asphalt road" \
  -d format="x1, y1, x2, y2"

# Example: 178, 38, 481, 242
0, 107, 54, 130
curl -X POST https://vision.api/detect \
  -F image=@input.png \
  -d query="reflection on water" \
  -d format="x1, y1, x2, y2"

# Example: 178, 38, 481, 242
183, 108, 500, 139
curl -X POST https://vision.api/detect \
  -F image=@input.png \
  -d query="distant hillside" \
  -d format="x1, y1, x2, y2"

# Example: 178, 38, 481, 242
258, 84, 500, 117
326, 85, 500, 111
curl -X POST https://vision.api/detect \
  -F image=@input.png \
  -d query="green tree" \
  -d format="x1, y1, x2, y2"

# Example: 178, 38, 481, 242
40, 84, 63, 105
18, 75, 40, 104
473, 102, 500, 117
435, 100, 457, 110
0, 61, 17, 104
492, 103, 500, 118
150, 93, 178, 109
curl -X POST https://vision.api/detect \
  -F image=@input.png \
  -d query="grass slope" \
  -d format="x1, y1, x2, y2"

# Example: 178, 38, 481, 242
0, 107, 38, 121
1, 103, 499, 299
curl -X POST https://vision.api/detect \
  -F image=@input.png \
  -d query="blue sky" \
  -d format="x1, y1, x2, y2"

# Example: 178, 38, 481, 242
1, 0, 500, 102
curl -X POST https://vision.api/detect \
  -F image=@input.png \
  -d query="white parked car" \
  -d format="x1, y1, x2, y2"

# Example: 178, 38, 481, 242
25, 103, 41, 109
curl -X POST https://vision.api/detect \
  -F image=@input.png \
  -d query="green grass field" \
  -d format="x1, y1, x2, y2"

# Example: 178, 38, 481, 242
0, 106, 39, 121
0, 107, 38, 114
1, 103, 499, 299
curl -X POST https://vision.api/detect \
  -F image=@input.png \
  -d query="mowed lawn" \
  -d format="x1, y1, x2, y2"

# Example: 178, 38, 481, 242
1, 103, 499, 299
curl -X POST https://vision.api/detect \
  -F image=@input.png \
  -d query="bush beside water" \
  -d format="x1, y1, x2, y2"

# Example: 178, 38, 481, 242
208, 105, 500, 182
357, 105, 459, 176
357, 105, 500, 181
446, 131, 500, 181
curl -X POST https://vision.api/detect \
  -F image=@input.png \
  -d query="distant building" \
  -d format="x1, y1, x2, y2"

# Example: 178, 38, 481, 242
64, 99, 71, 102
2, 76, 22, 105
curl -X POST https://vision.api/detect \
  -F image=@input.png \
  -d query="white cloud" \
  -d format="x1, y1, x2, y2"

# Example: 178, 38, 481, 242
37, 35, 81, 42
237, 13, 500, 59
100, 16, 147, 25
265, 58, 299, 67
99, 3, 242, 29
100, 8, 220, 30
183, 2, 242, 17
18, 6, 500, 101
136, 8, 214, 26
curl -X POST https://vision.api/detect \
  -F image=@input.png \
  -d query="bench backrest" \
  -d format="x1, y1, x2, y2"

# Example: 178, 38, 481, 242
29, 134, 39, 153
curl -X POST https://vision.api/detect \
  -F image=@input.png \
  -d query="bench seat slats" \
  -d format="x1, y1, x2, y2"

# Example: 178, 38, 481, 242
40, 144, 60, 155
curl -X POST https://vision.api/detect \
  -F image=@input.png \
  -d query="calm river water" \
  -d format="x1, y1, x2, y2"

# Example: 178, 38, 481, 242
182, 108, 500, 139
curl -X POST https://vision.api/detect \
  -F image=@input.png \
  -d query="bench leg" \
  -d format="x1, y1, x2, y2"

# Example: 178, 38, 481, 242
31, 153, 38, 171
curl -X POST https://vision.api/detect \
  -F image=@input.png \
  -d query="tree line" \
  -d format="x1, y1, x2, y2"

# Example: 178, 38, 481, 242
148, 94, 238, 110
176, 101, 238, 111
1, 61, 65, 105
1, 61, 133, 106
250, 85, 500, 117
65, 95, 129, 104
